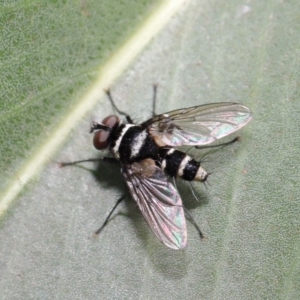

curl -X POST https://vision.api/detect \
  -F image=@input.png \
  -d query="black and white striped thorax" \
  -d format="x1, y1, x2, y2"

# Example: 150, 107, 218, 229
159, 148, 208, 182
110, 123, 159, 163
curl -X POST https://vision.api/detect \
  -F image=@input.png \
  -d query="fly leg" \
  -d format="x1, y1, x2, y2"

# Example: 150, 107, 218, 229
105, 89, 134, 124
93, 195, 126, 236
195, 136, 240, 150
58, 157, 118, 167
152, 84, 158, 117
184, 208, 204, 239
59, 157, 124, 235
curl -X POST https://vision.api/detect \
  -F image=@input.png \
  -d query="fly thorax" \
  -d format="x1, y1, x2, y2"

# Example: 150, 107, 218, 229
113, 125, 156, 162
111, 124, 135, 159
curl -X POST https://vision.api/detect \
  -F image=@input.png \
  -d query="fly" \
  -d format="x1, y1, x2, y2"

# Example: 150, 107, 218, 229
60, 86, 252, 250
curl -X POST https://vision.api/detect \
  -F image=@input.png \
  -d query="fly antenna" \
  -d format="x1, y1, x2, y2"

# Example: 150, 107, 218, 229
90, 121, 111, 133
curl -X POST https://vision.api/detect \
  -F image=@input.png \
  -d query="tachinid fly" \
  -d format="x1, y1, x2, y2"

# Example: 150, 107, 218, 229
60, 86, 252, 250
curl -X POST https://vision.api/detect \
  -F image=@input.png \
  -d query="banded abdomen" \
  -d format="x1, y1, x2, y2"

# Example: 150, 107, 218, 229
159, 148, 208, 182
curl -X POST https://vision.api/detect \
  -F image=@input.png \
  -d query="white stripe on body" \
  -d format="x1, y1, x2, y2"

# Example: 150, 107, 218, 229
112, 124, 135, 158
177, 155, 192, 177
161, 148, 174, 171
130, 130, 148, 158
195, 166, 207, 181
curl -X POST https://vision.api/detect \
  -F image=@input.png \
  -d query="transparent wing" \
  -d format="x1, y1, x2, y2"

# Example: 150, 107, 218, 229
122, 159, 187, 250
142, 102, 252, 146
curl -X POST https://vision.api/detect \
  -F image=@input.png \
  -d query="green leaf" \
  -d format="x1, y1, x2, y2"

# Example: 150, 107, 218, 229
1, 0, 300, 299
0, 0, 162, 209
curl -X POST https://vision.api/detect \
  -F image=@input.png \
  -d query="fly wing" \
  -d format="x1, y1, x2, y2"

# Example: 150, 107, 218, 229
122, 159, 187, 250
142, 102, 252, 146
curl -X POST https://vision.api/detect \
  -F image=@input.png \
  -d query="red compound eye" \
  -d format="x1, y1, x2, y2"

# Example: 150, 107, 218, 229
93, 115, 119, 150
93, 130, 109, 150
102, 115, 119, 128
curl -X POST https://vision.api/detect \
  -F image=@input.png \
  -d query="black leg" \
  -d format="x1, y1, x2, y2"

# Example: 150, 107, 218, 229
59, 158, 103, 167
93, 195, 126, 236
59, 157, 118, 167
105, 89, 134, 124
102, 157, 119, 164
184, 208, 204, 239
195, 136, 240, 150
152, 84, 158, 117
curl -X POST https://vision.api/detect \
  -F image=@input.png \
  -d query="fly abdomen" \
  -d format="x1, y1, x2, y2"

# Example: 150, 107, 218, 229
159, 149, 208, 182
